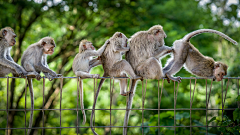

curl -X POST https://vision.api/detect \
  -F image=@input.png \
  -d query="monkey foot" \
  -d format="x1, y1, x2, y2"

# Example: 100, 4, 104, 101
166, 74, 182, 83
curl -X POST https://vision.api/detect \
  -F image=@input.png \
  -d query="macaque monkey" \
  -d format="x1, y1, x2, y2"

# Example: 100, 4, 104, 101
123, 25, 173, 134
0, 27, 27, 77
90, 32, 140, 135
72, 39, 109, 125
163, 29, 238, 82
21, 37, 62, 135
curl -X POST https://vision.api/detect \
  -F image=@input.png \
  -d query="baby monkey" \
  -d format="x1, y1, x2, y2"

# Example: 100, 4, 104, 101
21, 37, 62, 135
72, 39, 108, 125
163, 29, 238, 82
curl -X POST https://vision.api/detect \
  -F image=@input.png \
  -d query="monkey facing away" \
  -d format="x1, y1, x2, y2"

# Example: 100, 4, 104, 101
123, 25, 174, 134
0, 27, 27, 77
163, 29, 238, 82
72, 39, 109, 125
21, 37, 62, 135
90, 32, 140, 135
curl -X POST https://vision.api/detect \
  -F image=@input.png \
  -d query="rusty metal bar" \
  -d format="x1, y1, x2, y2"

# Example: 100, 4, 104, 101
77, 77, 80, 135
6, 77, 9, 135
190, 79, 192, 135
59, 77, 63, 135
42, 77, 45, 135
25, 78, 27, 135
205, 79, 208, 135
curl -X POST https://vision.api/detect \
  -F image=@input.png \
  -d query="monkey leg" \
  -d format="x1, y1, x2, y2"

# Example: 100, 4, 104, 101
136, 57, 164, 80
165, 61, 183, 82
163, 58, 174, 74
111, 60, 140, 79
75, 71, 93, 78
119, 73, 129, 96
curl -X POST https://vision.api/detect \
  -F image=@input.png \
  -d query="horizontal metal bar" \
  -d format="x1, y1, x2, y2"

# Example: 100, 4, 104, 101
0, 108, 236, 111
0, 76, 240, 79
0, 125, 236, 130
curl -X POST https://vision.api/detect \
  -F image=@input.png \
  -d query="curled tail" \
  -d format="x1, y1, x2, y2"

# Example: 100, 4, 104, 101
90, 77, 106, 135
123, 79, 138, 135
182, 29, 238, 45
27, 79, 34, 135
78, 78, 86, 125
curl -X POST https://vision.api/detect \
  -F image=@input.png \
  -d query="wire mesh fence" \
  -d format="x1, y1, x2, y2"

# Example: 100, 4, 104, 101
0, 76, 239, 135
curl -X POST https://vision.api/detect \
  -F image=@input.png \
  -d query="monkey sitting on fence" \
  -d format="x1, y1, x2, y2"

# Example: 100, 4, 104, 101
90, 32, 141, 135
163, 29, 238, 82
21, 37, 62, 135
0, 27, 27, 77
123, 25, 174, 134
72, 39, 109, 125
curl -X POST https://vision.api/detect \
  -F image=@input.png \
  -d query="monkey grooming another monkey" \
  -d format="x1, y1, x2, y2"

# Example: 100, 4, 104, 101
21, 37, 62, 135
123, 25, 174, 134
90, 32, 140, 135
163, 29, 238, 82
72, 39, 109, 125
0, 27, 27, 77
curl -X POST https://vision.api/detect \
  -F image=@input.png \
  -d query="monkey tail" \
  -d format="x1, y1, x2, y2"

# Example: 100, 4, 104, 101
182, 29, 238, 45
90, 77, 106, 135
123, 79, 138, 135
27, 78, 34, 135
78, 78, 86, 125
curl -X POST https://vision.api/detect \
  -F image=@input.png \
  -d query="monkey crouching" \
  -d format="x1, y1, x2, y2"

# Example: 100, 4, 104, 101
163, 29, 238, 82
21, 36, 62, 135
72, 39, 109, 125
0, 27, 27, 77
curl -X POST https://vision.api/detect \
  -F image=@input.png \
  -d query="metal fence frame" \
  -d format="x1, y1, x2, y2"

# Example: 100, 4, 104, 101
0, 76, 239, 135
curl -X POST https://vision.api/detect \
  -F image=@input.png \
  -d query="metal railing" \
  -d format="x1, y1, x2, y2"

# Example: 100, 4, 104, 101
0, 77, 239, 135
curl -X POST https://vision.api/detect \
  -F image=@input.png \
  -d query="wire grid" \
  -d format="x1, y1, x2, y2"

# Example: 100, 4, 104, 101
1, 76, 239, 135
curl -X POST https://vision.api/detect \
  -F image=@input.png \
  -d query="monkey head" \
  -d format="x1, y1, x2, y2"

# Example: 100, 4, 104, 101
0, 27, 16, 46
111, 32, 128, 49
40, 37, 56, 55
213, 62, 228, 81
147, 25, 167, 46
79, 39, 95, 53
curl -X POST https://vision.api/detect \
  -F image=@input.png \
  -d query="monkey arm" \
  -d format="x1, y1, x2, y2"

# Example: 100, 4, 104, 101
90, 60, 102, 68
153, 46, 173, 58
114, 46, 129, 52
75, 71, 95, 78
0, 56, 22, 70
35, 63, 57, 77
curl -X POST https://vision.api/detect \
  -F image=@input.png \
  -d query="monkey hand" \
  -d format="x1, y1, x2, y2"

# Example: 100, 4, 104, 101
57, 74, 62, 77
49, 72, 57, 77
92, 74, 100, 78
36, 74, 42, 81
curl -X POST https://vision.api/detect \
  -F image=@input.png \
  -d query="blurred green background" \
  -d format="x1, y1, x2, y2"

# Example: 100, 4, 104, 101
0, 0, 240, 135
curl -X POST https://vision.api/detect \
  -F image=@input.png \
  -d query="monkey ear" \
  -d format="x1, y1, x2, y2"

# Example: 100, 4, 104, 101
155, 30, 160, 35
118, 33, 122, 38
83, 45, 87, 50
41, 41, 47, 46
2, 29, 7, 36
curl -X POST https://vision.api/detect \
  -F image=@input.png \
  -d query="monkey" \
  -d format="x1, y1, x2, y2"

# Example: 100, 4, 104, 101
163, 29, 238, 82
0, 27, 28, 77
90, 32, 141, 135
21, 37, 62, 135
72, 39, 109, 125
123, 25, 174, 134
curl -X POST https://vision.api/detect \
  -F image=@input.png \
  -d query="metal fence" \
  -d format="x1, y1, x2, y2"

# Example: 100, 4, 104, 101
0, 77, 239, 135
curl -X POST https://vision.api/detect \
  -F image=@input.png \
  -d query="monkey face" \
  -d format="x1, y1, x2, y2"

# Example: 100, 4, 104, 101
84, 42, 95, 50
43, 44, 55, 55
214, 64, 227, 81
4, 30, 16, 46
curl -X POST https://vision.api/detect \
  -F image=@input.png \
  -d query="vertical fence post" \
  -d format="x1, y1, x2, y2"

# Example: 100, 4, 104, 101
42, 77, 45, 135
60, 77, 63, 135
